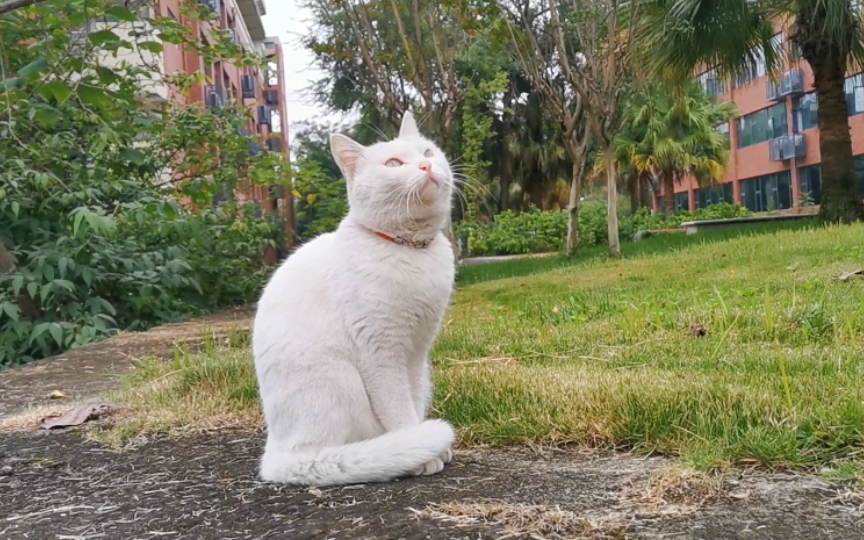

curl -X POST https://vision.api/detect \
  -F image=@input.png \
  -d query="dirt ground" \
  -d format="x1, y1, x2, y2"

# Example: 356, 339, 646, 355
0, 306, 252, 418
2, 308, 864, 539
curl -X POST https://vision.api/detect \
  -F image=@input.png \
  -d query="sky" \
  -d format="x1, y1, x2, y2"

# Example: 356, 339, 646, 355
262, 0, 340, 141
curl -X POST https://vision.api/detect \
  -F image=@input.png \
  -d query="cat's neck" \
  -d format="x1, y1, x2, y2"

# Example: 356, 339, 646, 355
343, 212, 442, 245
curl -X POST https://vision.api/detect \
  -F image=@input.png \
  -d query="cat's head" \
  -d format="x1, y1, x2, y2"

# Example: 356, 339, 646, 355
329, 112, 453, 234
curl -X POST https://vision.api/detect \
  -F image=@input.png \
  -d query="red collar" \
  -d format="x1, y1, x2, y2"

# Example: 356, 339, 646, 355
368, 229, 434, 249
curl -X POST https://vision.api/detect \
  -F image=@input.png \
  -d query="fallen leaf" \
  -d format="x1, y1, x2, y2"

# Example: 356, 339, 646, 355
727, 489, 751, 500
308, 488, 324, 498
838, 269, 864, 282
41, 401, 113, 430
48, 390, 67, 399
690, 324, 708, 337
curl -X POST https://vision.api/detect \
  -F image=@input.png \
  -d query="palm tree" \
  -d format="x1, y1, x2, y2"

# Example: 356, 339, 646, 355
635, 0, 864, 222
599, 82, 738, 216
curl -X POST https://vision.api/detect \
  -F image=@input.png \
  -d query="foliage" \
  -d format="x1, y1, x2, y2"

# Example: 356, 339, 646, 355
0, 0, 286, 366
456, 203, 751, 256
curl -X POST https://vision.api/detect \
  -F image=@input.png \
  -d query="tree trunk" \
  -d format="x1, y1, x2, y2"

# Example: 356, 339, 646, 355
566, 159, 581, 257
628, 175, 639, 214
663, 170, 676, 218
804, 45, 864, 222
604, 144, 621, 258
498, 139, 511, 214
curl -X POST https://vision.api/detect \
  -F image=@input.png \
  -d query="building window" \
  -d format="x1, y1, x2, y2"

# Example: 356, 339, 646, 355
674, 192, 690, 211
846, 74, 864, 117
793, 92, 818, 131
697, 67, 727, 97
740, 171, 793, 212
798, 164, 822, 206
737, 103, 788, 149
855, 155, 864, 198
790, 41, 802, 61
717, 122, 730, 148
696, 183, 734, 209
734, 33, 782, 87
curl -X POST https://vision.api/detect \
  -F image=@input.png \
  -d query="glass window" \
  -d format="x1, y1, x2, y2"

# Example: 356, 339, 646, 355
675, 192, 690, 211
697, 67, 727, 97
740, 171, 793, 212
790, 41, 802, 61
696, 183, 735, 209
793, 92, 818, 131
855, 155, 864, 198
737, 103, 788, 148
734, 33, 782, 87
798, 165, 822, 206
846, 74, 864, 116
717, 122, 731, 147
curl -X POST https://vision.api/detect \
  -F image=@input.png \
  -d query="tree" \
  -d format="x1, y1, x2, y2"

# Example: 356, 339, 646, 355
0, 0, 285, 365
505, 1, 593, 256
635, 0, 864, 222
601, 82, 738, 216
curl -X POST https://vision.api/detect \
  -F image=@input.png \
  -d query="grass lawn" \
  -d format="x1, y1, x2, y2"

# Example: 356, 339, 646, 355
102, 221, 864, 474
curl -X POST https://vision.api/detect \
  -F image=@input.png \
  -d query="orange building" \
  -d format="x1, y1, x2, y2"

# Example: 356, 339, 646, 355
153, 0, 293, 241
669, 26, 864, 213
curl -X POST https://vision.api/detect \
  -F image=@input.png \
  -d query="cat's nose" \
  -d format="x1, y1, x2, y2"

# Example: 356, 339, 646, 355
418, 160, 432, 174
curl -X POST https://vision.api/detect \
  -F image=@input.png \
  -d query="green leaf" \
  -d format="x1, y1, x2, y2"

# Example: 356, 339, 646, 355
49, 323, 63, 346
105, 5, 139, 21
121, 148, 146, 165
87, 29, 122, 46
38, 80, 73, 104
30, 323, 50, 345
11, 201, 19, 218
53, 279, 75, 292
18, 58, 49, 80
77, 85, 113, 109
138, 41, 164, 54
58, 257, 69, 277
0, 303, 19, 322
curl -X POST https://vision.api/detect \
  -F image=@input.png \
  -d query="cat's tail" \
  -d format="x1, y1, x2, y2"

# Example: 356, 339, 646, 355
258, 419, 456, 486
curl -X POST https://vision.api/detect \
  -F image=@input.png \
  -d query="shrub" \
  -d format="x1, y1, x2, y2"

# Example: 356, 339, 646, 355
456, 202, 751, 257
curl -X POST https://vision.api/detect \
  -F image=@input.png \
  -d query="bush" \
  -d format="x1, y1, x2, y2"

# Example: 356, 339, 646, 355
456, 202, 751, 257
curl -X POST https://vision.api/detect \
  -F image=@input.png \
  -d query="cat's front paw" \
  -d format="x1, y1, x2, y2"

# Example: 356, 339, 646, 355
440, 448, 452, 463
412, 458, 445, 477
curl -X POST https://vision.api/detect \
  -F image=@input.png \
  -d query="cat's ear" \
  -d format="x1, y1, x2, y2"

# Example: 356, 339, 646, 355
399, 111, 419, 138
330, 134, 364, 181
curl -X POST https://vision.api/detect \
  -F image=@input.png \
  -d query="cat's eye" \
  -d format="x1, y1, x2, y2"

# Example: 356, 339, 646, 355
385, 158, 403, 167
424, 149, 434, 158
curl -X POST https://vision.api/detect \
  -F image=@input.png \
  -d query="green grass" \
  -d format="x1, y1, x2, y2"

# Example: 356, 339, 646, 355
104, 221, 864, 474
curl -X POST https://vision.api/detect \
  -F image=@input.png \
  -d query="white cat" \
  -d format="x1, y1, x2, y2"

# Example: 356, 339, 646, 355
252, 112, 457, 486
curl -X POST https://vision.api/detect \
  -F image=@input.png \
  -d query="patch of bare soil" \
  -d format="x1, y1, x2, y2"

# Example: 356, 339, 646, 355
1, 431, 862, 540
0, 306, 252, 419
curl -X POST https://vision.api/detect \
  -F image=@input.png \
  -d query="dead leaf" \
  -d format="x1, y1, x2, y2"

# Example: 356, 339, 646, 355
40, 401, 113, 430
838, 269, 864, 282
48, 390, 67, 399
727, 489, 751, 500
690, 324, 708, 337
308, 488, 324, 498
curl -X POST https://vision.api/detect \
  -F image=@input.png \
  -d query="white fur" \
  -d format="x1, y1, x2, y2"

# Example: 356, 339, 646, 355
253, 112, 457, 486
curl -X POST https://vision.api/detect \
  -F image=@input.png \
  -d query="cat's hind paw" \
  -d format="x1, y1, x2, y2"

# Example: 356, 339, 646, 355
412, 458, 445, 477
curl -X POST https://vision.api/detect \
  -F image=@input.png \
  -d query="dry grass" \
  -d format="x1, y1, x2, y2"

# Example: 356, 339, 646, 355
0, 403, 71, 432
411, 502, 630, 539
621, 467, 724, 515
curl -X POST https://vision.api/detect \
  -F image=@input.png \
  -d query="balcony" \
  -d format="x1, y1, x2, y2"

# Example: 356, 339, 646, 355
204, 85, 227, 110
768, 133, 807, 162
241, 75, 256, 99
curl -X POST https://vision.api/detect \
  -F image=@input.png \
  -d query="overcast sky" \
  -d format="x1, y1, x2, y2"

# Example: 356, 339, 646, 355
262, 0, 340, 141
